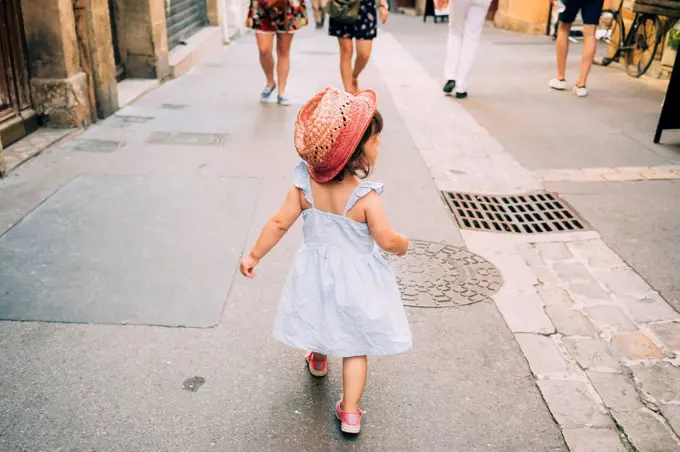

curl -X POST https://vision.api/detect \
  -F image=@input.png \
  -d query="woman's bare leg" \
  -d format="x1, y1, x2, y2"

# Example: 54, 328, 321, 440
256, 33, 276, 87
338, 37, 354, 92
352, 39, 373, 93
276, 33, 295, 95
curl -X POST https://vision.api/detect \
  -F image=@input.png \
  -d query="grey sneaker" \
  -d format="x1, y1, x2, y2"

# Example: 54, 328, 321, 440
260, 84, 276, 102
277, 95, 291, 106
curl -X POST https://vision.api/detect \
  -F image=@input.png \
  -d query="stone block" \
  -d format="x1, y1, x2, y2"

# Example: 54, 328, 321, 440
597, 267, 651, 298
650, 322, 680, 351
537, 285, 574, 307
612, 409, 680, 452
564, 337, 620, 372
612, 332, 664, 360
516, 243, 544, 267
535, 242, 572, 261
587, 371, 644, 410
630, 362, 680, 403
545, 307, 597, 337
515, 333, 571, 376
531, 266, 560, 285
619, 293, 680, 324
493, 288, 555, 334
661, 404, 680, 437
562, 428, 626, 452
554, 263, 594, 283
30, 72, 93, 127
567, 281, 612, 303
584, 306, 636, 333
537, 379, 612, 428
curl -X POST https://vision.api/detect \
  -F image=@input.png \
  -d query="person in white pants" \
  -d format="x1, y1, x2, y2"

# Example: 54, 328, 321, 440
442, 0, 492, 99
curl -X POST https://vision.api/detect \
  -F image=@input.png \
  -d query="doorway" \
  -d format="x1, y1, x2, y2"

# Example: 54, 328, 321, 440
109, 0, 125, 81
0, 0, 35, 146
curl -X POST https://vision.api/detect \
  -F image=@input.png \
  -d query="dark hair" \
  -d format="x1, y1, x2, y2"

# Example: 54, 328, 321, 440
332, 110, 384, 182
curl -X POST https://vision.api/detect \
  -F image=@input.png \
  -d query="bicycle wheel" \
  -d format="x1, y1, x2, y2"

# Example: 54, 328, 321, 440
597, 9, 624, 66
625, 14, 662, 77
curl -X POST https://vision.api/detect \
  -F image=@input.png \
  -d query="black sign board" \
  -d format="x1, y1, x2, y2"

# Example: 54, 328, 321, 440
655, 49, 680, 143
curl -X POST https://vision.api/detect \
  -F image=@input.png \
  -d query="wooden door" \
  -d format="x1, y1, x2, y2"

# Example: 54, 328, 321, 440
0, 0, 31, 128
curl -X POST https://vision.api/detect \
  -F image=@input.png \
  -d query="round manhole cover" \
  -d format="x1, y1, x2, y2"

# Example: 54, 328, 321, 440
382, 240, 502, 308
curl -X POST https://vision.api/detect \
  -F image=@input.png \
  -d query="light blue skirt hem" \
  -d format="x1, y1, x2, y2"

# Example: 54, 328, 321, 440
272, 331, 413, 358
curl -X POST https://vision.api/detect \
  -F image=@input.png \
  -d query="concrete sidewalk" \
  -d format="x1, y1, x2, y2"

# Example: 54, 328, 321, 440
0, 24, 567, 452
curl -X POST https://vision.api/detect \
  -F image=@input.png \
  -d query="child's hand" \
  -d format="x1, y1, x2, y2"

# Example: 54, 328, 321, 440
395, 239, 408, 257
239, 253, 260, 278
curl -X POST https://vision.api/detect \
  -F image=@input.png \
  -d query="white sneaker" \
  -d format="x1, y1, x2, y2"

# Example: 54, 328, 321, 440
549, 78, 567, 90
573, 85, 588, 97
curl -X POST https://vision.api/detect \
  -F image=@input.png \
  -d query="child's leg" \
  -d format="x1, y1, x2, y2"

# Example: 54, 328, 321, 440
342, 356, 367, 412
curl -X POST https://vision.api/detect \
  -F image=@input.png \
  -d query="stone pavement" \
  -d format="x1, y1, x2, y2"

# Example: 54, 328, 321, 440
0, 14, 679, 452
380, 16, 680, 451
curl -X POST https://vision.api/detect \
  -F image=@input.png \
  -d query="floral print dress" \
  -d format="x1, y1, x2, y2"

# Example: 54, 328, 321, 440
328, 0, 377, 40
248, 0, 308, 33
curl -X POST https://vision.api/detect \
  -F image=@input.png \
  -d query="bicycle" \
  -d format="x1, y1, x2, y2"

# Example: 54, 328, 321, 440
597, 0, 676, 77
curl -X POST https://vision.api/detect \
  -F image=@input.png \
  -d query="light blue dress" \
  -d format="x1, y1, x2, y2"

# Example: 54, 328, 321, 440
273, 162, 413, 357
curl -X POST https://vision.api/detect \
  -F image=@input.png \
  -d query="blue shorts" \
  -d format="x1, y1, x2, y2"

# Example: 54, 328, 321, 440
559, 0, 604, 25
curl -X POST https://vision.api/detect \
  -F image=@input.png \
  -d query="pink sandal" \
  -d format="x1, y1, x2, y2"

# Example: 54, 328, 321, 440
335, 400, 365, 434
305, 351, 328, 377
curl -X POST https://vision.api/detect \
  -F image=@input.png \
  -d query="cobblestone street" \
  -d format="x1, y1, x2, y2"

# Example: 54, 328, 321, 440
1, 13, 679, 452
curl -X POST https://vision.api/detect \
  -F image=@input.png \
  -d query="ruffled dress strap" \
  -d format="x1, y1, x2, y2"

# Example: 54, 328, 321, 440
343, 181, 384, 215
294, 161, 314, 205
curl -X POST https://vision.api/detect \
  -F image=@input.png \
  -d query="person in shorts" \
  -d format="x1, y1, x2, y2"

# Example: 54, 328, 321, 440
549, 0, 605, 97
247, 0, 308, 105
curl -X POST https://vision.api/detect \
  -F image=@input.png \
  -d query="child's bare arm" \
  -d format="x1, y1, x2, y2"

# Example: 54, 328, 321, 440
240, 185, 303, 277
364, 192, 408, 255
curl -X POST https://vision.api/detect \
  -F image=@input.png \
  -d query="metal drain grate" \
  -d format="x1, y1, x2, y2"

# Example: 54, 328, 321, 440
160, 103, 189, 110
147, 131, 227, 147
442, 191, 591, 234
65, 139, 125, 152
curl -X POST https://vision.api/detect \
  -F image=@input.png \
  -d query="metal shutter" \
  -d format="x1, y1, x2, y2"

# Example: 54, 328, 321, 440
165, 0, 208, 50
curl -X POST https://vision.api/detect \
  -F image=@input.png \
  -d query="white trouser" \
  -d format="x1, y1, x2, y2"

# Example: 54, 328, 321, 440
444, 0, 491, 93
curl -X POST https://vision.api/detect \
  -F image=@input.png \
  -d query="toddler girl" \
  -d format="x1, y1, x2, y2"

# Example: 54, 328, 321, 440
239, 87, 412, 434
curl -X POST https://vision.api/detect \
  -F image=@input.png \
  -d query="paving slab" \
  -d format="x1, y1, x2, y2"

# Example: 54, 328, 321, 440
562, 428, 627, 452
612, 409, 680, 452
537, 285, 575, 308
584, 306, 637, 334
611, 332, 664, 360
0, 173, 258, 326
515, 333, 572, 376
630, 362, 680, 404
650, 322, 680, 351
587, 371, 644, 410
537, 379, 612, 429
661, 404, 680, 438
546, 307, 598, 337
564, 337, 620, 372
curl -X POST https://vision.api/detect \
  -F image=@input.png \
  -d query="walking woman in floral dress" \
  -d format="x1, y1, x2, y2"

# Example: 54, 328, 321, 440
328, 0, 389, 93
247, 0, 308, 105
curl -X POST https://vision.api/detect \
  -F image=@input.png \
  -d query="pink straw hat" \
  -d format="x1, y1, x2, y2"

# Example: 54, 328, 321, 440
294, 87, 377, 183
